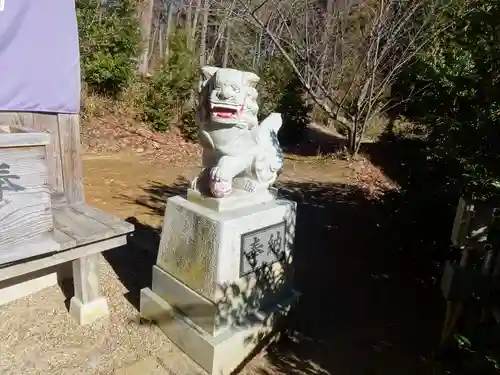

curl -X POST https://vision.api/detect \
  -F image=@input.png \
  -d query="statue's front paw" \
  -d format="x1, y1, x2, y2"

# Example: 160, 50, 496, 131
211, 179, 232, 198
209, 167, 232, 198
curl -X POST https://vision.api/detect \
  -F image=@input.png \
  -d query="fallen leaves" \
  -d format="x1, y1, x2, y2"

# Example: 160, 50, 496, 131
81, 114, 201, 167
349, 156, 400, 199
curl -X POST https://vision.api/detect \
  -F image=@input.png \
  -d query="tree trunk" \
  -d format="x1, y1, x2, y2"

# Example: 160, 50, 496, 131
252, 29, 263, 70
186, 0, 194, 48
222, 24, 231, 68
191, 0, 203, 43
158, 22, 164, 61
137, 0, 155, 75
199, 0, 209, 66
347, 127, 356, 156
164, 1, 174, 58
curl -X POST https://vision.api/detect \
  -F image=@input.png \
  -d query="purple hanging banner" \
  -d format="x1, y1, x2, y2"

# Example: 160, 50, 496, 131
0, 0, 81, 114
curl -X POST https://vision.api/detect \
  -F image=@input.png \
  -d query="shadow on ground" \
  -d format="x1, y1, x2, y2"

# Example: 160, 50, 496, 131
267, 178, 449, 375
103, 131, 493, 375
103, 180, 188, 309
282, 124, 348, 157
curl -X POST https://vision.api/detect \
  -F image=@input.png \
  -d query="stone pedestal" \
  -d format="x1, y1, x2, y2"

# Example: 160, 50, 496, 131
140, 195, 298, 375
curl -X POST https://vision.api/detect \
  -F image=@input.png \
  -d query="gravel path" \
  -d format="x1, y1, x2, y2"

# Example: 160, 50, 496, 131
0, 254, 203, 375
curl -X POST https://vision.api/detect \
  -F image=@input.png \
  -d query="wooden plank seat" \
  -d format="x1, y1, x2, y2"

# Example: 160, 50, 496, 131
0, 204, 134, 325
0, 204, 134, 279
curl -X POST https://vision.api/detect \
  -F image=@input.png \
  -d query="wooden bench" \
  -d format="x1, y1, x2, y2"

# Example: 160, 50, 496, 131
0, 112, 134, 325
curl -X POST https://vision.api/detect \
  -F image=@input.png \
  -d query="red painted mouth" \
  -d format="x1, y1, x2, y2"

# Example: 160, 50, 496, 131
213, 105, 243, 119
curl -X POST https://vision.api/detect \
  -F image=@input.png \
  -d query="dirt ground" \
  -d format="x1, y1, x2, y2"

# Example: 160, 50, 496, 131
0, 146, 463, 375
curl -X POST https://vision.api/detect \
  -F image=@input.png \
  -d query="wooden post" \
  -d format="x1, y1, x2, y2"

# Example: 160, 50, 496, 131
69, 254, 109, 325
440, 248, 469, 346
57, 113, 106, 326
73, 255, 101, 303
57, 114, 84, 204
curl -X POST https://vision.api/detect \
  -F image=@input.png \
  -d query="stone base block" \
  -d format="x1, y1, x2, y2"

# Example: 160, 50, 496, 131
69, 296, 109, 325
150, 195, 298, 373
140, 287, 299, 375
156, 196, 296, 303
151, 264, 291, 336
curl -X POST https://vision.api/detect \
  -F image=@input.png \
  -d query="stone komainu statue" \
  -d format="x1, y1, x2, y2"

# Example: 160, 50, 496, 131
191, 66, 284, 199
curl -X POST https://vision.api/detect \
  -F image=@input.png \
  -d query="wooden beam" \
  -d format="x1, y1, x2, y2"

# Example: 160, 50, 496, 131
0, 125, 50, 147
0, 235, 127, 282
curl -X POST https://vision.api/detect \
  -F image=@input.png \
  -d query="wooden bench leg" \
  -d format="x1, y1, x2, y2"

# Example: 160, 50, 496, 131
69, 254, 109, 325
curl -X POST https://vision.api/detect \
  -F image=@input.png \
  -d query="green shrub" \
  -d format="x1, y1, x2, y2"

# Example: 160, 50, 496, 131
402, 0, 500, 199
259, 58, 311, 145
142, 30, 198, 132
276, 76, 311, 145
77, 0, 141, 97
258, 58, 294, 117
180, 107, 198, 141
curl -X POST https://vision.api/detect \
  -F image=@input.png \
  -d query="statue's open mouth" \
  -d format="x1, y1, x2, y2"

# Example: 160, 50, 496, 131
211, 103, 243, 119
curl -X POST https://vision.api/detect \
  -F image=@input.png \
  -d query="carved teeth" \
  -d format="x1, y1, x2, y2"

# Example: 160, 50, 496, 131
210, 102, 238, 111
